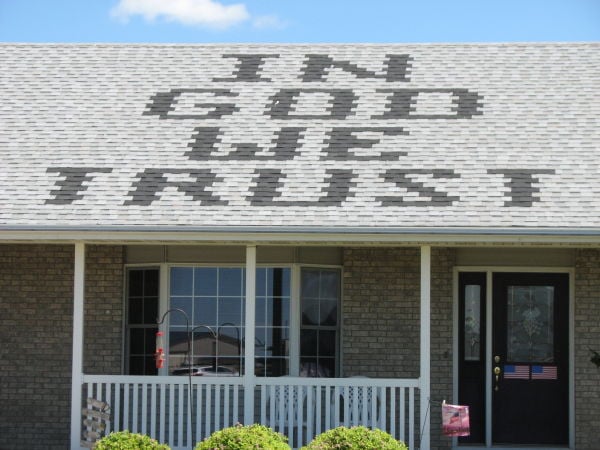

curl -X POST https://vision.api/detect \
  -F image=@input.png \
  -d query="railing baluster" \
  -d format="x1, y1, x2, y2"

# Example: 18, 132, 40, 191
296, 385, 303, 448
177, 382, 184, 447
141, 383, 148, 436
390, 387, 396, 439
260, 384, 266, 425
315, 385, 322, 436
205, 383, 212, 436
107, 383, 113, 434
132, 383, 139, 433
215, 382, 221, 431
196, 382, 203, 441
306, 384, 314, 444
159, 383, 166, 444
399, 387, 405, 443
150, 383, 156, 439
168, 383, 175, 448
409, 387, 415, 450
224, 382, 230, 428
123, 383, 130, 431
233, 383, 239, 425
380, 387, 387, 431
114, 382, 121, 433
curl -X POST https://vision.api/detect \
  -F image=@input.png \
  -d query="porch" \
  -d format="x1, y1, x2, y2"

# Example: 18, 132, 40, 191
71, 243, 434, 449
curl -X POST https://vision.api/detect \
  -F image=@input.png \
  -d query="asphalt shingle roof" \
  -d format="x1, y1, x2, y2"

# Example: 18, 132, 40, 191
0, 43, 598, 231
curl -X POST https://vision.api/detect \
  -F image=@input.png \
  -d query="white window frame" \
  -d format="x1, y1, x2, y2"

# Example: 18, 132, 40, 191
123, 262, 343, 377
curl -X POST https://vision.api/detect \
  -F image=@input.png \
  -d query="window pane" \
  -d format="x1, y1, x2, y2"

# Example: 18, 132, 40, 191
300, 329, 318, 357
319, 330, 336, 357
193, 297, 217, 327
320, 270, 340, 299
194, 268, 217, 296
130, 329, 144, 354
128, 297, 143, 324
219, 297, 243, 326
507, 286, 554, 362
255, 296, 266, 326
171, 267, 193, 296
170, 297, 193, 326
219, 268, 243, 296
128, 270, 144, 297
302, 298, 320, 326
320, 299, 337, 326
144, 270, 159, 297
464, 285, 481, 361
143, 296, 158, 324
301, 269, 320, 298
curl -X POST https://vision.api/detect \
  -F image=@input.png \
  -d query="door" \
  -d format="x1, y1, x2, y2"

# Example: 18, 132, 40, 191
492, 273, 569, 445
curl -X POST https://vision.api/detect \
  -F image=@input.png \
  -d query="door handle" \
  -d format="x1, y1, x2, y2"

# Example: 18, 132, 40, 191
494, 366, 501, 391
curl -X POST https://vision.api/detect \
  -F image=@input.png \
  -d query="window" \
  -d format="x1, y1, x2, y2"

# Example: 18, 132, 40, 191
125, 268, 159, 375
169, 267, 246, 376
124, 264, 341, 378
300, 268, 341, 377
255, 268, 291, 376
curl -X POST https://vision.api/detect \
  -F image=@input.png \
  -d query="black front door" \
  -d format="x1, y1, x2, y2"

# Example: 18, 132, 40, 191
492, 273, 569, 445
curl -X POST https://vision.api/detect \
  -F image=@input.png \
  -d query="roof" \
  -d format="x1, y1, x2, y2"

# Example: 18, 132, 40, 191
0, 43, 599, 234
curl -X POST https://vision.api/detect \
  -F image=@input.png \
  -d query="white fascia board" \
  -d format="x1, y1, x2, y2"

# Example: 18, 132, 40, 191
1, 226, 600, 245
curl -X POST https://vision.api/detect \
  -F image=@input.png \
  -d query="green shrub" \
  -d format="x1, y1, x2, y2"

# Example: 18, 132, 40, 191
94, 430, 170, 449
195, 423, 290, 450
302, 426, 407, 450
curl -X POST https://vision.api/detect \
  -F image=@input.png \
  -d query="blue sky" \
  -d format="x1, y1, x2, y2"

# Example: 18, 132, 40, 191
0, 0, 598, 43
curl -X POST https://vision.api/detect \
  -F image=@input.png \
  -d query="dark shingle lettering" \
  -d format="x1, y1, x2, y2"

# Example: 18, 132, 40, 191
322, 127, 408, 160
46, 167, 112, 205
265, 89, 358, 120
186, 127, 306, 161
300, 54, 412, 82
212, 54, 279, 82
247, 169, 356, 206
377, 169, 460, 206
143, 88, 239, 119
488, 169, 555, 207
124, 169, 227, 206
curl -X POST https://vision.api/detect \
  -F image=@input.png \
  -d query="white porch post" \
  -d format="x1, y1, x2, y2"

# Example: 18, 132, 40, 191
420, 246, 431, 450
70, 242, 85, 450
243, 245, 257, 425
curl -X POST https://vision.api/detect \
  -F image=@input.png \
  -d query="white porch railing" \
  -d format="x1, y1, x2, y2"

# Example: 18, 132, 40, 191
82, 375, 420, 450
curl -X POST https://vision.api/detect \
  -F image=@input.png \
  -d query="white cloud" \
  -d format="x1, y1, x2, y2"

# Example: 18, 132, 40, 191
111, 0, 250, 29
252, 14, 287, 30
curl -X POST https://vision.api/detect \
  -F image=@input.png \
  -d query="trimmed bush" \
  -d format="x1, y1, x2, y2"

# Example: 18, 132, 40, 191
302, 426, 408, 450
94, 430, 170, 449
195, 424, 290, 450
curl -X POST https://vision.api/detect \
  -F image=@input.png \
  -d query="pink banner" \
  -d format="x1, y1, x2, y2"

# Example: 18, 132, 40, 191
442, 402, 470, 437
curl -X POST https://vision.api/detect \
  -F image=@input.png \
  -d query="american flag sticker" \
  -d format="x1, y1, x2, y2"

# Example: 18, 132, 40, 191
531, 365, 558, 380
504, 364, 529, 379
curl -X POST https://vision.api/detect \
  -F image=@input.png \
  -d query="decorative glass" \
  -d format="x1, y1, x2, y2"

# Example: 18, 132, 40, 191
507, 286, 554, 362
464, 285, 481, 361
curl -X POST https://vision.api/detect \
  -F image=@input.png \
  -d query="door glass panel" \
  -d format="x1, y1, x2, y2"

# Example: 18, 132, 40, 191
464, 285, 481, 361
507, 286, 554, 362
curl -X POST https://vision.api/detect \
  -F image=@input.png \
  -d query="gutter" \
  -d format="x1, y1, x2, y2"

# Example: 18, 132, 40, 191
1, 225, 600, 245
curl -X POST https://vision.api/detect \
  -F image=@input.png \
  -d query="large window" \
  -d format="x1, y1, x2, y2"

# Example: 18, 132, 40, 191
125, 267, 159, 375
124, 264, 340, 378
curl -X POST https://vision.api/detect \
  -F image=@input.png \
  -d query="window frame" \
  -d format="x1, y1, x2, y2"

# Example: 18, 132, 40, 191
123, 262, 343, 377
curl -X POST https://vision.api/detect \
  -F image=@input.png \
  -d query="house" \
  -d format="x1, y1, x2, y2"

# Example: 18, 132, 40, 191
0, 42, 599, 450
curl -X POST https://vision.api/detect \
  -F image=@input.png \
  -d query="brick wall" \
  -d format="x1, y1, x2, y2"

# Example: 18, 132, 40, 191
342, 247, 455, 450
574, 250, 600, 449
342, 247, 421, 378
0, 244, 124, 450
84, 245, 124, 374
